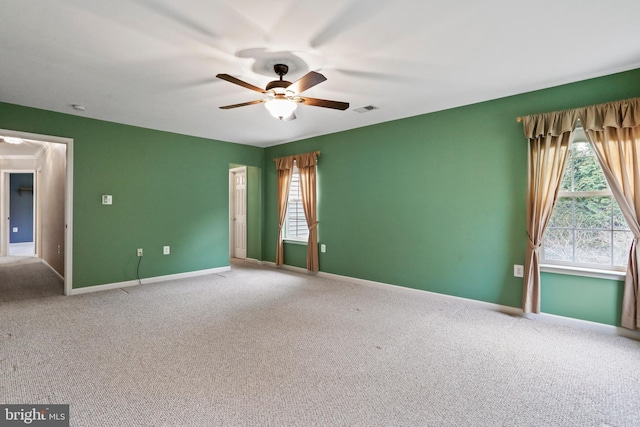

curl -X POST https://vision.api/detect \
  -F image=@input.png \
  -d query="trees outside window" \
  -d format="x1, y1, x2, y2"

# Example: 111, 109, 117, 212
543, 131, 633, 270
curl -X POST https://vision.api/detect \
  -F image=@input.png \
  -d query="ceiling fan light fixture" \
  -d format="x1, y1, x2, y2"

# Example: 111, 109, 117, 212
2, 136, 24, 144
265, 98, 297, 120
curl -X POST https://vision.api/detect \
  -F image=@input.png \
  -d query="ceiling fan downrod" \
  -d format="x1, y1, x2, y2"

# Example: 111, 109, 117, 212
273, 64, 289, 80
266, 64, 292, 91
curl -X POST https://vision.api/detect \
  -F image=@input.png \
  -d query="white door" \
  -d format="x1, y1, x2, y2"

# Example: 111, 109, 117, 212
231, 169, 247, 259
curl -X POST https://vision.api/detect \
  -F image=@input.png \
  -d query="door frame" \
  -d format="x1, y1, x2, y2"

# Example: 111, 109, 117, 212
229, 166, 247, 259
0, 128, 74, 295
2, 170, 37, 257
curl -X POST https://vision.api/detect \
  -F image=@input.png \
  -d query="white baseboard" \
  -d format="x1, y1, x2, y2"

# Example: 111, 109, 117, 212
525, 312, 640, 341
41, 258, 64, 281
317, 270, 522, 315
260, 261, 313, 275
269, 263, 640, 341
259, 260, 277, 268
69, 266, 231, 295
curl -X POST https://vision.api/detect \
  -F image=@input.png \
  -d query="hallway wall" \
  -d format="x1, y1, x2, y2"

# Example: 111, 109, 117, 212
37, 143, 66, 276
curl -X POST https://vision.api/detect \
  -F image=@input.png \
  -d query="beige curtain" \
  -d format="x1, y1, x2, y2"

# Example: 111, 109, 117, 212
579, 98, 640, 330
522, 110, 579, 313
274, 155, 295, 266
296, 151, 320, 272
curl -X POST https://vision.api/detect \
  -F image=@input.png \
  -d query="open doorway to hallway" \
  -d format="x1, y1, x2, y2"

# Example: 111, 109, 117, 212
0, 129, 73, 295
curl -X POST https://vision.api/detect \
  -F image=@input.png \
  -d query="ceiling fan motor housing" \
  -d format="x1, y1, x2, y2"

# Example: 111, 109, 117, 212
273, 64, 289, 76
266, 80, 292, 91
266, 64, 292, 91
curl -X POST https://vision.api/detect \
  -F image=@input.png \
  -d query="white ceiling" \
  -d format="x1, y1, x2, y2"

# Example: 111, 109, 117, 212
0, 137, 48, 158
1, 1, 640, 148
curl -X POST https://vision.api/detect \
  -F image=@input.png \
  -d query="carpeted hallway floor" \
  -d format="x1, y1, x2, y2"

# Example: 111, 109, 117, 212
0, 258, 63, 303
1, 260, 639, 426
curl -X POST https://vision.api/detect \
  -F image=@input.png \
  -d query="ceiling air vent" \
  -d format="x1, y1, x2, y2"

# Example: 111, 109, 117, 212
354, 105, 378, 113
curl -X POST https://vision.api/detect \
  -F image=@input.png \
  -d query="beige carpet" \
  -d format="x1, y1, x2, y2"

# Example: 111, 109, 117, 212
0, 259, 62, 302
0, 255, 40, 265
1, 260, 639, 426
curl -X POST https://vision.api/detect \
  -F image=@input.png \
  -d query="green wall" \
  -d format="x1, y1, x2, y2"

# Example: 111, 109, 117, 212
264, 68, 640, 325
246, 166, 263, 260
540, 273, 623, 326
0, 102, 264, 288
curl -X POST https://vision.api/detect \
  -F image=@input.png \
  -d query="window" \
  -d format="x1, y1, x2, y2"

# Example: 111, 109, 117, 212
542, 129, 633, 270
284, 165, 309, 241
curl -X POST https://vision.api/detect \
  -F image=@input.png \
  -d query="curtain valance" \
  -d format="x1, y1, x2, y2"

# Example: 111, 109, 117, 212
274, 155, 295, 171
273, 151, 320, 169
521, 97, 640, 138
295, 151, 319, 168
581, 98, 640, 131
522, 109, 580, 139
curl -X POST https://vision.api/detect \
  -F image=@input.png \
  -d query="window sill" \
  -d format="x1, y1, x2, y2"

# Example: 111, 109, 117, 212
283, 239, 307, 246
540, 264, 625, 281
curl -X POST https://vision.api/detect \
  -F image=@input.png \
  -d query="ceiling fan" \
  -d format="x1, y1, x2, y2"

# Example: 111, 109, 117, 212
216, 64, 349, 121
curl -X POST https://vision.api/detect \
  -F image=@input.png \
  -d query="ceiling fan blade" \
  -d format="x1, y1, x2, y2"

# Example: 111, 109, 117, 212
300, 97, 349, 110
216, 74, 266, 93
219, 99, 264, 109
287, 71, 327, 94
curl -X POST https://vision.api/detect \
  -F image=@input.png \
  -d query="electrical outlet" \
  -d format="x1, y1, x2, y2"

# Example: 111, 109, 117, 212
137, 248, 143, 257
163, 246, 170, 255
320, 244, 326, 253
514, 264, 524, 278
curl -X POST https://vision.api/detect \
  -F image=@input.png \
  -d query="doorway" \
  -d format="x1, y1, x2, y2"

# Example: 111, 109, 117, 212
229, 166, 247, 260
0, 128, 73, 295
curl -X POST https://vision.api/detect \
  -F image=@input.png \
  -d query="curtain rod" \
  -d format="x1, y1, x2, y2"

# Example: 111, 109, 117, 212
273, 150, 321, 162
516, 116, 583, 124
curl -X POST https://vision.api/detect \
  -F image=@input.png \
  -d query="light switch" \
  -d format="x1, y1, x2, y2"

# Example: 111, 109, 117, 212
102, 194, 113, 205
514, 265, 524, 278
